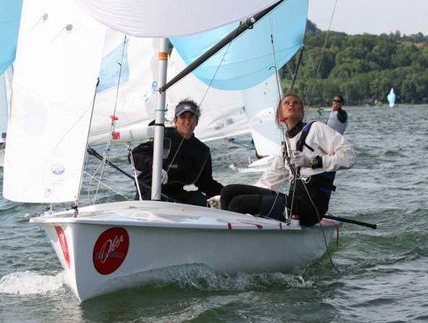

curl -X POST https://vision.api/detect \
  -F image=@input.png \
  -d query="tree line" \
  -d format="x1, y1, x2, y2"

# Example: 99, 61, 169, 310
281, 21, 428, 106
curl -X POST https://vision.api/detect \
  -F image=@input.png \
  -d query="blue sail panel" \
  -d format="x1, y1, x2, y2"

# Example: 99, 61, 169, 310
171, 0, 308, 90
97, 41, 130, 93
0, 0, 23, 74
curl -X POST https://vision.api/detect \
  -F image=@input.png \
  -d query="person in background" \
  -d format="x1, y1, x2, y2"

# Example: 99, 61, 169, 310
214, 93, 355, 226
131, 99, 223, 206
327, 95, 348, 135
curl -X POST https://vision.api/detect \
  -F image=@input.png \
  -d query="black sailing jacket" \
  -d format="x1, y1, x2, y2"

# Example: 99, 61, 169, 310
132, 128, 223, 200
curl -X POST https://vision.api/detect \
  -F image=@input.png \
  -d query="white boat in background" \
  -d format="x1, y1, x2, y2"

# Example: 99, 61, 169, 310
387, 88, 396, 108
4, 0, 341, 302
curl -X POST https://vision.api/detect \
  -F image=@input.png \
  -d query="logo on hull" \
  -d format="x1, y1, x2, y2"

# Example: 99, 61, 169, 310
93, 227, 129, 275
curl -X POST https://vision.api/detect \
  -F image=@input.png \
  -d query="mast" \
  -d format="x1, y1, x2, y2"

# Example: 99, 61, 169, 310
151, 38, 169, 200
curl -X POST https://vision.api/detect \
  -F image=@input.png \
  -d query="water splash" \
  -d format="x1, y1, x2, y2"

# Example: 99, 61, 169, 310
0, 271, 65, 295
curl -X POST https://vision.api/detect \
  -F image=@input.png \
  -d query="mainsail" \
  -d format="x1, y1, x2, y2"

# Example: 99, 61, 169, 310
4, 0, 106, 202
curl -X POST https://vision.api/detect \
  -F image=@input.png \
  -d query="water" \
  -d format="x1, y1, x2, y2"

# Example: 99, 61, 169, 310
1, 105, 427, 322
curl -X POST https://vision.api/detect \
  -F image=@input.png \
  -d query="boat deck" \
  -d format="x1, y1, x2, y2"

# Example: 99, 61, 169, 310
30, 200, 339, 231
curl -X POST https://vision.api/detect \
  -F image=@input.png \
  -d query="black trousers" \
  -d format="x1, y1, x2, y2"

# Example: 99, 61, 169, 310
220, 184, 286, 221
221, 182, 329, 226
288, 179, 329, 226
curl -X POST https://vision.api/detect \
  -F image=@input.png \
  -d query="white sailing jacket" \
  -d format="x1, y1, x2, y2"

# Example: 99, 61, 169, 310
256, 121, 356, 191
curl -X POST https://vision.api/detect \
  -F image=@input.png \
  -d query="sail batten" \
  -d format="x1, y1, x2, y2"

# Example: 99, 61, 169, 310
4, 0, 106, 203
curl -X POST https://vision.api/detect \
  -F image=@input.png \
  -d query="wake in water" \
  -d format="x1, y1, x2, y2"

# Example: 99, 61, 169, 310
126, 263, 314, 292
0, 271, 65, 296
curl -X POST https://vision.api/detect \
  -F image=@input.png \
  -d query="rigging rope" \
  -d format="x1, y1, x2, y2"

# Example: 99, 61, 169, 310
85, 36, 130, 204
84, 171, 130, 200
308, 0, 340, 101
194, 25, 239, 143
264, 19, 291, 219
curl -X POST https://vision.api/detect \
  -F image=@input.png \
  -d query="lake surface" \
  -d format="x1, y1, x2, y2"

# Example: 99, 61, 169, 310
0, 105, 427, 322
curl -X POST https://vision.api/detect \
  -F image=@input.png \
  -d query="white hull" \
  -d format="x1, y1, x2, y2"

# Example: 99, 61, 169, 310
31, 200, 340, 302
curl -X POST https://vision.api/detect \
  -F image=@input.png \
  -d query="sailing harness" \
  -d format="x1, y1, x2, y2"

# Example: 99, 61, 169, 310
287, 121, 336, 198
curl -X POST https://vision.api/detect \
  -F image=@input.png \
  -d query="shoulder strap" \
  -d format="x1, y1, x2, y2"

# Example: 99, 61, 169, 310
296, 121, 315, 152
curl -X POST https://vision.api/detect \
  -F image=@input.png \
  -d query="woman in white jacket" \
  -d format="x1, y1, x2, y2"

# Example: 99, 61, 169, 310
220, 93, 356, 226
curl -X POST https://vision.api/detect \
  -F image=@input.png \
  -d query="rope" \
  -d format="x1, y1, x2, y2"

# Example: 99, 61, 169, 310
83, 171, 130, 201
263, 17, 291, 219
299, 178, 340, 272
308, 0, 340, 101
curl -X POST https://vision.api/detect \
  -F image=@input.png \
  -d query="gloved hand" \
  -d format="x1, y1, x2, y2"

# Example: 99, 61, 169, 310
292, 151, 310, 168
161, 169, 168, 184
207, 195, 221, 208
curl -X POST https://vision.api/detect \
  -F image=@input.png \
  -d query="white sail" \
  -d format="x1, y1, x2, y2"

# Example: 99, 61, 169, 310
73, 0, 280, 37
167, 49, 249, 142
242, 74, 282, 157
387, 88, 396, 108
4, 0, 106, 203
88, 34, 159, 145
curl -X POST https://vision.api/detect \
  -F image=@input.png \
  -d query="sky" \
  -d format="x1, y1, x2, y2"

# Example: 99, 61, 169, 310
308, 0, 428, 36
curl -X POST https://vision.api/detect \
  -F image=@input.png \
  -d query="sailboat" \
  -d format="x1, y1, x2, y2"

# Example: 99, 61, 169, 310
387, 88, 396, 108
4, 0, 341, 302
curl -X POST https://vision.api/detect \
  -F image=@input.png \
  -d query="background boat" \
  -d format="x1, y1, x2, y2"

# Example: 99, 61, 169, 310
387, 88, 396, 107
